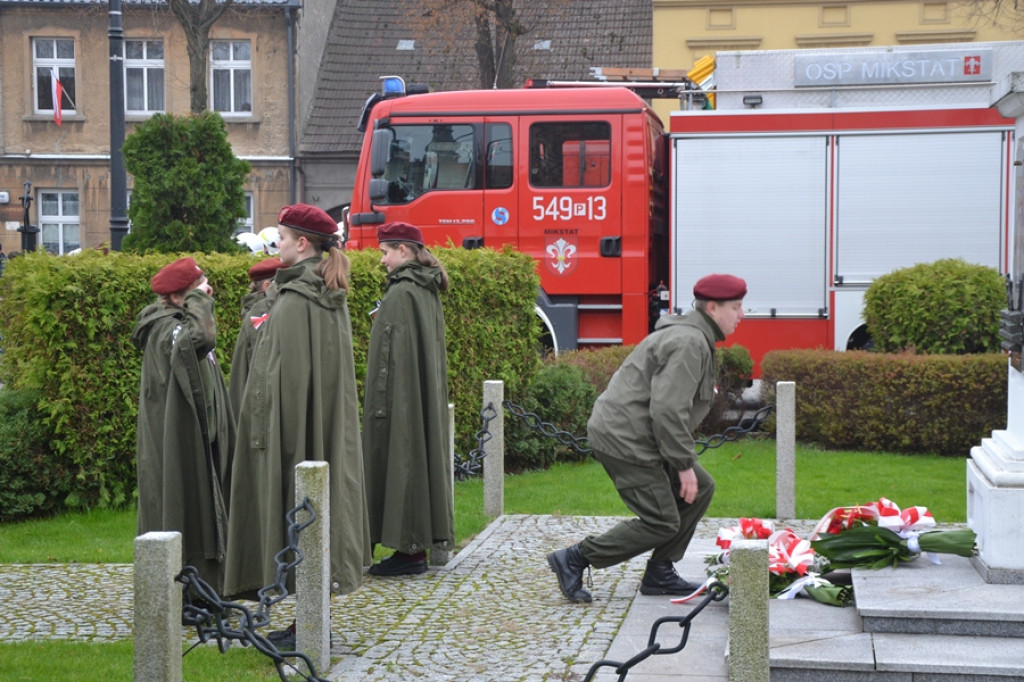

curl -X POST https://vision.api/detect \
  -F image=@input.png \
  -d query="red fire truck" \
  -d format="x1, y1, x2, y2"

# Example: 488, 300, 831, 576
347, 82, 670, 353
346, 45, 1018, 371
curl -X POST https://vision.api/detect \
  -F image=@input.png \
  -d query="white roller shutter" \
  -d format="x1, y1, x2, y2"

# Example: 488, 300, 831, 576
835, 131, 1005, 283
672, 135, 828, 316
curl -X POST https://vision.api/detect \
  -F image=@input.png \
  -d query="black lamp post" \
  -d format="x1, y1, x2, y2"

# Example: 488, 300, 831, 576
18, 181, 39, 252
108, 0, 129, 251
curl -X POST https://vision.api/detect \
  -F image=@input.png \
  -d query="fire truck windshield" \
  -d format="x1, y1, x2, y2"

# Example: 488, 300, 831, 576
377, 123, 476, 204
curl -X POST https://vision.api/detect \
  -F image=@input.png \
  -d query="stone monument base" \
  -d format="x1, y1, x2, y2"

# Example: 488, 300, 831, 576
968, 430, 1024, 584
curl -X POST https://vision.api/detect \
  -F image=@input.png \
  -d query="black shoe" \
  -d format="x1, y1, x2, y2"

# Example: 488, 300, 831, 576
273, 631, 296, 651
639, 559, 702, 596
267, 620, 295, 646
546, 545, 593, 603
368, 552, 428, 576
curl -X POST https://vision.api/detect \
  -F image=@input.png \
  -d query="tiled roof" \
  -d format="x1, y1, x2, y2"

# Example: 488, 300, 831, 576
299, 0, 652, 155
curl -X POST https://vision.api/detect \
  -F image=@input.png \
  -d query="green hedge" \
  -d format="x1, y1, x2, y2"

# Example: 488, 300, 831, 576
760, 349, 1006, 456
0, 247, 538, 516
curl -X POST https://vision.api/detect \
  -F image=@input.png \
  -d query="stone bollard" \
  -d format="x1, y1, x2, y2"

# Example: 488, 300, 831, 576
295, 462, 330, 672
431, 402, 456, 566
728, 539, 770, 682
134, 531, 183, 682
483, 380, 505, 517
775, 381, 796, 520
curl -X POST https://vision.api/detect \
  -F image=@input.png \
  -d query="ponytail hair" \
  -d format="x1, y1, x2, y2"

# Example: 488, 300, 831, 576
387, 241, 450, 292
282, 226, 350, 291
316, 239, 351, 291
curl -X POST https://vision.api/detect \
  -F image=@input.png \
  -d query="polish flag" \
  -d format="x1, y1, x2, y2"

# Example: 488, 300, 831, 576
50, 68, 63, 126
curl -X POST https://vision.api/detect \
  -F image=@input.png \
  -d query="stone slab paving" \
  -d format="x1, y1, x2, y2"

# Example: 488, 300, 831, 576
0, 515, 821, 681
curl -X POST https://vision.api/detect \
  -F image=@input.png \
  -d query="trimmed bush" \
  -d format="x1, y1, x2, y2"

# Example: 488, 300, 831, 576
505, 362, 598, 472
552, 345, 634, 394
761, 349, 1005, 456
0, 389, 67, 521
863, 258, 1004, 354
700, 344, 754, 435
506, 342, 755, 471
0, 246, 538, 517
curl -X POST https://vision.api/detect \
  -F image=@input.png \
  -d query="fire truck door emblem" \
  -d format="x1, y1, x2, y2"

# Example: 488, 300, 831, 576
491, 207, 510, 226
546, 237, 577, 276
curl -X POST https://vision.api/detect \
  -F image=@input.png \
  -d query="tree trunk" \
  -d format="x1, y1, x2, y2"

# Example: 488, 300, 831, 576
168, 0, 232, 114
473, 6, 497, 89
493, 0, 517, 90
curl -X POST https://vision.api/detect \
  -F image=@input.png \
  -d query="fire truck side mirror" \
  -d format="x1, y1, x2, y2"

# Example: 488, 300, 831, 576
370, 129, 391, 177
369, 178, 388, 202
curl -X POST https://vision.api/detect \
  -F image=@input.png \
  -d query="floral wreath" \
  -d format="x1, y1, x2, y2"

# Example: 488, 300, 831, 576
671, 497, 976, 608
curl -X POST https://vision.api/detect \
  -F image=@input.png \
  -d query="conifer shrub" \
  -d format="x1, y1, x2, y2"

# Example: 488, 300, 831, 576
121, 111, 251, 254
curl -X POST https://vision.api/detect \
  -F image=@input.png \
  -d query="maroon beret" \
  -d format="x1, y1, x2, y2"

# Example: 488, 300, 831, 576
247, 257, 284, 282
377, 221, 424, 246
151, 257, 204, 295
693, 273, 747, 301
278, 203, 337, 237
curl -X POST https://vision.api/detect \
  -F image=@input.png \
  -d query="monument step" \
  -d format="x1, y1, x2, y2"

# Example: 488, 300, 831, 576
766, 595, 1024, 680
770, 632, 1024, 680
760, 554, 1024, 680
852, 555, 1024, 638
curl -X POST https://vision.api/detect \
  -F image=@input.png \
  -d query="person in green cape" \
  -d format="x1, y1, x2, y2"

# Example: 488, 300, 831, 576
132, 257, 234, 592
363, 221, 454, 576
223, 204, 370, 648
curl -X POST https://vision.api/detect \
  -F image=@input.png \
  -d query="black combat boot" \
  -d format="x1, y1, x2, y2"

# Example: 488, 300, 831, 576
546, 544, 593, 603
639, 559, 702, 596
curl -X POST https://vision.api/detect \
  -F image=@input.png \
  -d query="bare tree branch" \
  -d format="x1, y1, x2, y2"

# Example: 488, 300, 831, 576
167, 0, 233, 113
950, 0, 1024, 34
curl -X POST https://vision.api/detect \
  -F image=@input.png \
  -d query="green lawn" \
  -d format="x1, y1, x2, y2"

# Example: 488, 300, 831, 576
0, 640, 283, 681
1, 440, 968, 564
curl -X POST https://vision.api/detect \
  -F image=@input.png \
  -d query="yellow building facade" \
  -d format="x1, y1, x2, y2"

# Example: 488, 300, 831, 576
652, 0, 1022, 117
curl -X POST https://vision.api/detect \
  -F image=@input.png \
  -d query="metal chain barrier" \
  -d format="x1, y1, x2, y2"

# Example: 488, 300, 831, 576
503, 399, 594, 455
176, 498, 328, 682
694, 403, 774, 454
453, 401, 498, 480
581, 581, 730, 681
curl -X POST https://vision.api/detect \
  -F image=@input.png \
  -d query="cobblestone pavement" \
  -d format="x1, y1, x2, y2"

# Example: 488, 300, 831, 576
0, 515, 822, 681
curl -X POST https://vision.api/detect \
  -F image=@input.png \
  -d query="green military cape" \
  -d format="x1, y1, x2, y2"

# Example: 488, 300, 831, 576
227, 292, 270, 425
224, 257, 370, 598
131, 289, 233, 591
362, 261, 454, 554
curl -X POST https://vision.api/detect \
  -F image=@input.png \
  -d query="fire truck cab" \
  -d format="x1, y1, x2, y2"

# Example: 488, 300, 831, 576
348, 78, 669, 352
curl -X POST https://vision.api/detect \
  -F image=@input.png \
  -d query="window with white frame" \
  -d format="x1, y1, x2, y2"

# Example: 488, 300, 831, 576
210, 40, 252, 114
236, 192, 254, 234
33, 38, 76, 116
125, 40, 164, 114
39, 191, 80, 255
